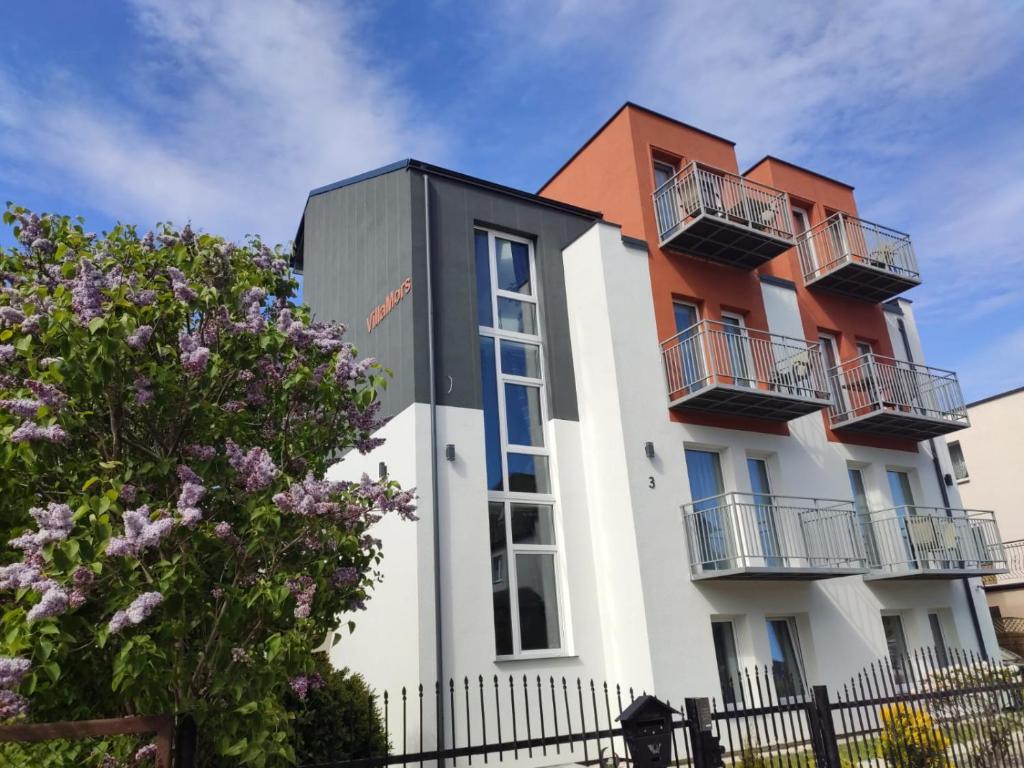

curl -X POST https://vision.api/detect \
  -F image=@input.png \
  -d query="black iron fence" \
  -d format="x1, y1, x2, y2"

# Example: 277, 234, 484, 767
299, 674, 692, 768
301, 648, 1024, 768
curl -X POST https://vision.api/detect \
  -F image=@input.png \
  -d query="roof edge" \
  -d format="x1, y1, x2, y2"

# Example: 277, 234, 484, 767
966, 384, 1024, 410
743, 155, 855, 190
538, 101, 735, 194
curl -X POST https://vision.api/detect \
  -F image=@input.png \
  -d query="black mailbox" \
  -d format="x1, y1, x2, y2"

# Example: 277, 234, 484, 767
617, 695, 677, 768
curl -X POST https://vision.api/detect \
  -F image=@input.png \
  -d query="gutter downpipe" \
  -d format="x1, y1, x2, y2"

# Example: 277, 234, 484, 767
895, 315, 988, 660
423, 173, 446, 747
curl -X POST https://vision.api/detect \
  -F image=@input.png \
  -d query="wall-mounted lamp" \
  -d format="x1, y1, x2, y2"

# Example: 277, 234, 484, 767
944, 473, 954, 487
378, 461, 388, 479
445, 444, 456, 462
644, 441, 655, 459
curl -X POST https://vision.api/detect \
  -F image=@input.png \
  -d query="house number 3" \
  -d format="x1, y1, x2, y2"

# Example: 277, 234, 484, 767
648, 476, 656, 489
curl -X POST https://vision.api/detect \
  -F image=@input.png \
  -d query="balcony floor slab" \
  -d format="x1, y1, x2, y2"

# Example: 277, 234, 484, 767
805, 260, 920, 303
669, 383, 831, 422
865, 566, 1007, 581
660, 213, 793, 269
832, 408, 968, 440
692, 566, 869, 581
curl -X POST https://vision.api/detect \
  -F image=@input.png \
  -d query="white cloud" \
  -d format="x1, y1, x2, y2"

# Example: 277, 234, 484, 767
0, 0, 443, 244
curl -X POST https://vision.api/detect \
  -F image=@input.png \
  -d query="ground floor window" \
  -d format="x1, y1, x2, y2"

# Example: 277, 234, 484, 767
489, 501, 562, 656
882, 614, 910, 685
766, 617, 806, 700
928, 612, 950, 667
712, 620, 742, 706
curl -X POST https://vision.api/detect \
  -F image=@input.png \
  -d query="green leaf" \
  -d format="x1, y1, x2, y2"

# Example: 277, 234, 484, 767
88, 317, 106, 334
236, 701, 258, 715
82, 476, 100, 492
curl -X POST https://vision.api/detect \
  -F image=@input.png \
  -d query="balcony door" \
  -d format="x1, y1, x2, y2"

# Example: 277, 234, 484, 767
685, 449, 729, 570
748, 458, 782, 567
721, 313, 754, 388
672, 302, 705, 394
848, 467, 879, 566
792, 206, 818, 275
818, 333, 847, 418
886, 470, 919, 569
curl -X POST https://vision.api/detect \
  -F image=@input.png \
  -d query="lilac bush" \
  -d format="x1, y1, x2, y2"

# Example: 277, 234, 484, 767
0, 207, 415, 766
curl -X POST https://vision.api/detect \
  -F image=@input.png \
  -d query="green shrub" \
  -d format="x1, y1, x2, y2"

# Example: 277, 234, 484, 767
287, 656, 388, 764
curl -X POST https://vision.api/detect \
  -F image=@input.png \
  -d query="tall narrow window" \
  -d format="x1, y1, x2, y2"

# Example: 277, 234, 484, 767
948, 441, 969, 482
766, 617, 807, 701
653, 160, 676, 191
928, 613, 950, 667
882, 614, 910, 686
712, 620, 742, 706
848, 466, 879, 566
476, 228, 562, 657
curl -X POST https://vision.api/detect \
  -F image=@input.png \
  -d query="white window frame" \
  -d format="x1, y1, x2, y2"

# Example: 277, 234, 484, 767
721, 312, 755, 388
711, 619, 743, 709
477, 227, 566, 660
765, 616, 808, 704
818, 332, 847, 416
881, 613, 911, 689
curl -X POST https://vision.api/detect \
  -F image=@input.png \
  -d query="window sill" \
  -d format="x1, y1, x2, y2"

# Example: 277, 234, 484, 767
494, 652, 579, 663
956, 477, 970, 485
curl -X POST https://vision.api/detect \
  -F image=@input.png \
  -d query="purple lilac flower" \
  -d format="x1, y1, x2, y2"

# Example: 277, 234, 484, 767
221, 400, 246, 413
180, 224, 195, 244
8, 504, 72, 553
15, 213, 40, 245
273, 474, 341, 517
120, 484, 137, 503
25, 380, 68, 410
127, 325, 153, 350
158, 234, 178, 248
0, 689, 28, 719
108, 591, 164, 634
167, 267, 197, 303
9, 422, 67, 444
210, 586, 224, 599
213, 521, 234, 540
225, 439, 278, 491
132, 289, 156, 306
70, 260, 106, 324
39, 356, 62, 369
134, 743, 158, 763
178, 332, 210, 376
133, 375, 154, 406
27, 587, 68, 622
218, 242, 236, 258
0, 399, 43, 418
331, 567, 360, 589
276, 309, 311, 348
286, 576, 316, 619
141, 231, 155, 250
0, 307, 25, 327
30, 238, 55, 255
184, 444, 216, 460
106, 506, 172, 557
0, 657, 31, 690
0, 563, 41, 590
0, 344, 14, 364
19, 316, 39, 334
289, 673, 324, 701
231, 647, 251, 665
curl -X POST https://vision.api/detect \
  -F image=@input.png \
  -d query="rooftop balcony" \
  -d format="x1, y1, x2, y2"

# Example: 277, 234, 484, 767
653, 162, 795, 268
682, 493, 868, 580
661, 320, 832, 421
797, 213, 921, 302
827, 354, 969, 440
863, 507, 1007, 580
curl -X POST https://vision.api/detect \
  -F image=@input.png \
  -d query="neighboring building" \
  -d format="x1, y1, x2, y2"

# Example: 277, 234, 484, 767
293, 105, 1006, 751
955, 386, 1024, 644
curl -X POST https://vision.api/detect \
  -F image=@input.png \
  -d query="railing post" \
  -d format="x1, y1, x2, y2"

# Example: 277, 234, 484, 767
808, 685, 841, 768
684, 698, 724, 768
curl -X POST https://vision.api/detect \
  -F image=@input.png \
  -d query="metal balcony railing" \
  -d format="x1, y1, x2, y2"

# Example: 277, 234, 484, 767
797, 213, 920, 285
985, 539, 1024, 587
827, 354, 968, 431
662, 319, 830, 403
864, 507, 1006, 577
682, 493, 867, 578
653, 162, 794, 244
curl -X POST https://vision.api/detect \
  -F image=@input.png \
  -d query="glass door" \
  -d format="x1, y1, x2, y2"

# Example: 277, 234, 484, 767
887, 470, 918, 569
686, 449, 729, 570
672, 302, 705, 394
721, 314, 753, 388
882, 614, 910, 687
748, 458, 781, 567
848, 467, 879, 566
819, 334, 847, 418
792, 206, 817, 275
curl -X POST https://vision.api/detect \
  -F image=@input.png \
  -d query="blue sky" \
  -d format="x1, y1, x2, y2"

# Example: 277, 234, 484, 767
1, 0, 1022, 401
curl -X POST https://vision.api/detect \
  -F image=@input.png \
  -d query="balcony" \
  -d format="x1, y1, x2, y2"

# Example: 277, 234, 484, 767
863, 507, 1007, 580
653, 162, 795, 268
797, 213, 921, 302
682, 493, 868, 580
661, 320, 832, 421
983, 539, 1024, 589
827, 354, 968, 440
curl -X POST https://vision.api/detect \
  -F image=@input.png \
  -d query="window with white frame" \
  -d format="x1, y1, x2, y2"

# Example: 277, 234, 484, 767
766, 617, 807, 701
476, 228, 563, 657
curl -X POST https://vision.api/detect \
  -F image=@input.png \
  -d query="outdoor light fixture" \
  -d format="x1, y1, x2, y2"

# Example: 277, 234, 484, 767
445, 444, 456, 461
644, 441, 655, 459
378, 461, 388, 479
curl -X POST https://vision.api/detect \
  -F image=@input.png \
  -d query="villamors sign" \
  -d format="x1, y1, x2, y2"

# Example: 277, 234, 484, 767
366, 277, 412, 332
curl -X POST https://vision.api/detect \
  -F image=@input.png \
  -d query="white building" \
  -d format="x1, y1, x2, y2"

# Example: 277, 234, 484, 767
293, 107, 1006, 756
